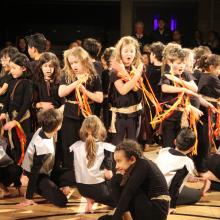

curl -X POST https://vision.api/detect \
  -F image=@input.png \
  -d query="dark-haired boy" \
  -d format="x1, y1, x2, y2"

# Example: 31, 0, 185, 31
155, 128, 207, 213
19, 109, 73, 207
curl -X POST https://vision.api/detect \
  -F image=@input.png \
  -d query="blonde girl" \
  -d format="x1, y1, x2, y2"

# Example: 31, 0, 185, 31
70, 115, 115, 213
109, 36, 143, 145
58, 47, 103, 169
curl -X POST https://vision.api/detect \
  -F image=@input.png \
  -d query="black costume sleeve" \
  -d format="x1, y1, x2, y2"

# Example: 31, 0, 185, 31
100, 150, 114, 170
112, 159, 148, 220
169, 166, 188, 208
15, 80, 32, 122
25, 151, 48, 199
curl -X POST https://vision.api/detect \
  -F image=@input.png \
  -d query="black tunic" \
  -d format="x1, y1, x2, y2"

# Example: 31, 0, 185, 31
2, 77, 32, 121
35, 81, 64, 109
160, 71, 194, 121
111, 158, 169, 219
146, 64, 162, 101
0, 73, 13, 105
60, 74, 102, 119
109, 71, 142, 118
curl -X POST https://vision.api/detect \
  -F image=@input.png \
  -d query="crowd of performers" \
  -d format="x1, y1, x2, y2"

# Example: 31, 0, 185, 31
0, 33, 220, 220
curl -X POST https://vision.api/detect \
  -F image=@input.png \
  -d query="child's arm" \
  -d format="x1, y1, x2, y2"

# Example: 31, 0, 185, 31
162, 84, 197, 96
0, 83, 9, 96
80, 85, 103, 103
18, 154, 46, 207
58, 81, 78, 97
165, 74, 198, 92
114, 71, 142, 95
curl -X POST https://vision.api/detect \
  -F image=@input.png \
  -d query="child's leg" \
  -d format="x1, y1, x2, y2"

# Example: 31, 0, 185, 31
37, 175, 67, 207
162, 120, 178, 148
60, 117, 82, 169
126, 116, 139, 140
176, 185, 202, 205
111, 117, 126, 145
85, 197, 95, 213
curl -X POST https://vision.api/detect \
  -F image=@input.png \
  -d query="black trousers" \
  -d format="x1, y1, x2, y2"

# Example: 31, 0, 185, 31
98, 190, 169, 220
77, 181, 116, 207
162, 119, 181, 148
111, 116, 139, 146
0, 163, 22, 187
102, 98, 111, 130
60, 116, 83, 170
193, 121, 210, 172
25, 169, 74, 207
177, 186, 201, 206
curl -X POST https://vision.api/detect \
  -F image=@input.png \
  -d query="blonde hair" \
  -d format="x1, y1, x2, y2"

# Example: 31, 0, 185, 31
161, 43, 183, 75
80, 115, 107, 168
183, 48, 194, 73
62, 46, 96, 84
113, 36, 142, 68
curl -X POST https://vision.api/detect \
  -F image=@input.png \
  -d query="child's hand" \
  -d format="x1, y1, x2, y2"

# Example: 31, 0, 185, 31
79, 84, 87, 94
112, 60, 127, 74
0, 113, 6, 120
4, 120, 17, 130
190, 105, 203, 117
104, 169, 113, 180
169, 208, 176, 214
132, 64, 143, 77
17, 199, 36, 208
38, 102, 54, 110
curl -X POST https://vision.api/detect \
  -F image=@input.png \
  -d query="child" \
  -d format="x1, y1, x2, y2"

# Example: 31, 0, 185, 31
0, 47, 18, 113
19, 109, 70, 207
109, 36, 143, 145
194, 54, 220, 172
0, 53, 32, 164
83, 38, 103, 117
160, 46, 198, 148
192, 46, 211, 85
70, 115, 115, 212
101, 47, 115, 130
139, 42, 165, 148
25, 33, 47, 80
34, 52, 64, 110
0, 120, 22, 198
58, 47, 103, 170
98, 139, 170, 220
155, 128, 205, 213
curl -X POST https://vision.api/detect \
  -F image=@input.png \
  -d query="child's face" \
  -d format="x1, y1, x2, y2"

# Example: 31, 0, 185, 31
28, 46, 35, 59
121, 44, 136, 67
185, 53, 194, 73
0, 55, 10, 70
68, 55, 83, 75
41, 61, 55, 80
170, 59, 185, 75
114, 150, 136, 174
149, 52, 155, 64
9, 61, 25, 79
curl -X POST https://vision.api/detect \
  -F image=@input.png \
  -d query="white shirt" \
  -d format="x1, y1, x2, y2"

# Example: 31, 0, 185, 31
70, 141, 115, 184
155, 147, 196, 192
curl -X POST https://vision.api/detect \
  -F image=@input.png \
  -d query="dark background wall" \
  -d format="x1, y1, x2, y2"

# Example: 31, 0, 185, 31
1, 0, 219, 50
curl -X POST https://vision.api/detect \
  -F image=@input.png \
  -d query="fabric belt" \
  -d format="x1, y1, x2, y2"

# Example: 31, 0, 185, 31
109, 102, 142, 133
151, 194, 171, 202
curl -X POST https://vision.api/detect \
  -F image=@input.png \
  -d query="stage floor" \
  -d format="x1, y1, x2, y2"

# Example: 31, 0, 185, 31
1, 148, 220, 220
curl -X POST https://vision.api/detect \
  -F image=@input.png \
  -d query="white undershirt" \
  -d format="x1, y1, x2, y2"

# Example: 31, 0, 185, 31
155, 148, 196, 192
69, 141, 115, 184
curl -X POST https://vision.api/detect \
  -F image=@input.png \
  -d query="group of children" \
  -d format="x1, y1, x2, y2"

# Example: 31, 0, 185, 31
0, 32, 220, 219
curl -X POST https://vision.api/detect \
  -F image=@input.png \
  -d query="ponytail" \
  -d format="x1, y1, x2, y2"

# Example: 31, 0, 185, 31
85, 133, 97, 168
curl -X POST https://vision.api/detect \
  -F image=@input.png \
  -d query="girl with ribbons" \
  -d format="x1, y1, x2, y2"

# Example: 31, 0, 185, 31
58, 47, 103, 170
